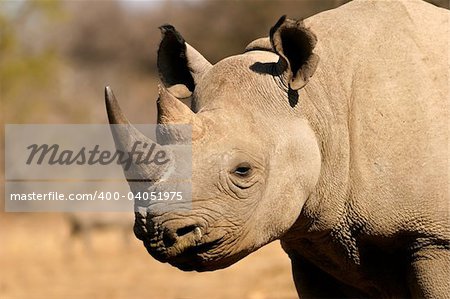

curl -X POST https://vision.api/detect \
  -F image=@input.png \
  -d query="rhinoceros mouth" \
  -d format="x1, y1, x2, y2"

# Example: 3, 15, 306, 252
134, 211, 231, 269
134, 217, 223, 264
165, 237, 225, 270
143, 236, 225, 270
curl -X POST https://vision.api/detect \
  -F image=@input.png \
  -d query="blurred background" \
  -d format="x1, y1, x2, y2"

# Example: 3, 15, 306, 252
1, 1, 448, 298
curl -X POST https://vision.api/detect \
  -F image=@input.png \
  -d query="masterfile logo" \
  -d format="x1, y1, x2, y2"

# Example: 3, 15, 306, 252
4, 124, 192, 212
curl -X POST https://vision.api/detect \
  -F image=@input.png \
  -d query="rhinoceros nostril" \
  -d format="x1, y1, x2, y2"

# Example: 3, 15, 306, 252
176, 225, 198, 237
162, 229, 177, 247
161, 224, 203, 250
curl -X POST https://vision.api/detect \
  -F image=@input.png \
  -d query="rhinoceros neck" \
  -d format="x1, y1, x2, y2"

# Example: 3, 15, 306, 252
279, 59, 362, 267
278, 3, 376, 256
298, 65, 352, 231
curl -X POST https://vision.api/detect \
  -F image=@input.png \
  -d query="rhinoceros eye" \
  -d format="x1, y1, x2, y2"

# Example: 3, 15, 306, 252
233, 163, 252, 177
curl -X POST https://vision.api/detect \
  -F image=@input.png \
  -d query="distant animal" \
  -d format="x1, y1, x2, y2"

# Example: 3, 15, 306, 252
104, 0, 449, 297
66, 212, 134, 250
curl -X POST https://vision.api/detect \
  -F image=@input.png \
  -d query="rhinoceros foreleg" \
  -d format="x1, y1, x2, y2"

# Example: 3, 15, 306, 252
408, 247, 450, 299
291, 255, 364, 298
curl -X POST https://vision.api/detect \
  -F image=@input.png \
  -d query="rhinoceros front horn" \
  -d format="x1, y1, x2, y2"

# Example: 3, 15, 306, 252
105, 86, 171, 182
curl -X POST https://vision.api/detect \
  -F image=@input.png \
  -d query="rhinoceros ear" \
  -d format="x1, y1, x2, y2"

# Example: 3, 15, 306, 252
245, 37, 273, 53
157, 25, 212, 99
270, 16, 319, 91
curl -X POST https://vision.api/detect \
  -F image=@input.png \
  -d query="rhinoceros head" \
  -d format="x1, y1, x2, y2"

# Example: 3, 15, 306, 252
105, 16, 321, 271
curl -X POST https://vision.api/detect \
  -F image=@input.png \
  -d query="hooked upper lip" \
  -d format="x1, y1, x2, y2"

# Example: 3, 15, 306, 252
142, 232, 225, 267
134, 213, 225, 264
164, 237, 225, 270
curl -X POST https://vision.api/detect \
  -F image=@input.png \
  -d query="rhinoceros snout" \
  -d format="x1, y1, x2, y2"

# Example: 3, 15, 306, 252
134, 212, 206, 261
161, 223, 203, 256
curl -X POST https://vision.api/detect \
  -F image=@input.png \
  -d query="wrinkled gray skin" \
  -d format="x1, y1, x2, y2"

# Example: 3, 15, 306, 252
105, 0, 449, 298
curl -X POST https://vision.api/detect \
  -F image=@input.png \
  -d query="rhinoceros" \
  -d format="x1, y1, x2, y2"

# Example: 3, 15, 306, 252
104, 0, 449, 297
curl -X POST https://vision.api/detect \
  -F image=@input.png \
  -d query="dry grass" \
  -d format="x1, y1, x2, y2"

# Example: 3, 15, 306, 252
0, 213, 297, 299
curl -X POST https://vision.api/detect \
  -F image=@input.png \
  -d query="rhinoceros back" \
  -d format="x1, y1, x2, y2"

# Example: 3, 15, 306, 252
304, 0, 449, 238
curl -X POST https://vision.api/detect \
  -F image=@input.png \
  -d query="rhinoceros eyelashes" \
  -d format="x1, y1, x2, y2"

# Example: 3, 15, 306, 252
233, 163, 252, 177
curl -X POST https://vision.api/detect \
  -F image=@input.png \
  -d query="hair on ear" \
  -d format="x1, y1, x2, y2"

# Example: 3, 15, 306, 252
270, 16, 319, 90
157, 25, 195, 93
